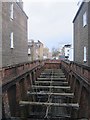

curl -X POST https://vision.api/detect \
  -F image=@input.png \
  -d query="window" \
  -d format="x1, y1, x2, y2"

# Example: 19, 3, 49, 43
10, 3, 13, 20
83, 46, 87, 62
83, 12, 87, 27
28, 48, 31, 55
10, 32, 14, 49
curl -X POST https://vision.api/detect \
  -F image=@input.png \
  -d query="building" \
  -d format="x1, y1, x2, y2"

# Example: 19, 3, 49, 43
68, 46, 73, 61
2, 0, 28, 67
28, 40, 36, 61
52, 48, 60, 60
0, 2, 2, 69
73, 1, 90, 66
48, 52, 52, 59
61, 44, 73, 61
28, 40, 44, 61
43, 47, 49, 59
36, 40, 43, 60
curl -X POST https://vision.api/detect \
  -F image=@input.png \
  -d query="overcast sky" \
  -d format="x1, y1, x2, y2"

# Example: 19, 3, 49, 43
23, 0, 79, 51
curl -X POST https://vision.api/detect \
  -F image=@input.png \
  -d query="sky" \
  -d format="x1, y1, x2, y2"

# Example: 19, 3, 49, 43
23, 0, 79, 51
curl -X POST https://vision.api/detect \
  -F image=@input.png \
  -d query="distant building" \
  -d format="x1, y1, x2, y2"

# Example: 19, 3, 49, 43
61, 44, 73, 61
2, 1, 28, 67
43, 47, 49, 59
48, 52, 52, 59
28, 40, 36, 61
36, 40, 43, 60
28, 40, 44, 61
68, 47, 73, 61
73, 1, 90, 66
52, 48, 60, 60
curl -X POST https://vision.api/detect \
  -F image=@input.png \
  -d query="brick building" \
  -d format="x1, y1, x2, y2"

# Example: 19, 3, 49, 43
73, 1, 90, 66
2, 1, 28, 67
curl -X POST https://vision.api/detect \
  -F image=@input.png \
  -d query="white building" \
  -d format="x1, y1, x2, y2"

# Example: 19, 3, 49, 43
61, 44, 73, 61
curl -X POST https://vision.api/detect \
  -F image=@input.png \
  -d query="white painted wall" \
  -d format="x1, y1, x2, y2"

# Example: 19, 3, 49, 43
68, 48, 73, 61
64, 47, 73, 61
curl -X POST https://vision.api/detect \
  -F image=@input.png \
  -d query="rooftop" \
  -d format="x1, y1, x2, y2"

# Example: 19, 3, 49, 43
73, 1, 84, 23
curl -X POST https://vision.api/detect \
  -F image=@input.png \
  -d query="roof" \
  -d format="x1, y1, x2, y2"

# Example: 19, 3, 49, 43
64, 44, 71, 47
73, 2, 84, 23
16, 2, 28, 19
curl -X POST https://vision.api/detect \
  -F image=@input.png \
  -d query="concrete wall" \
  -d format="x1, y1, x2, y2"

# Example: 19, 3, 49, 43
2, 2, 28, 67
73, 2, 89, 65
